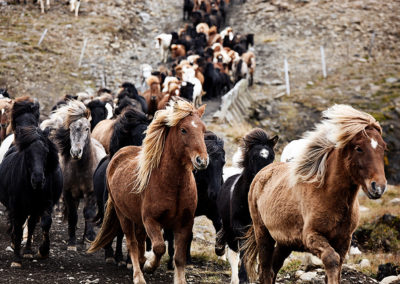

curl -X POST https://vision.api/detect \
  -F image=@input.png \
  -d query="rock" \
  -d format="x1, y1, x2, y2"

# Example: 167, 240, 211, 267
359, 205, 370, 212
380, 275, 400, 284
300, 271, 318, 281
349, 246, 362, 255
295, 270, 305, 278
385, 77, 399, 84
360, 259, 371, 268
303, 253, 323, 267
389, 198, 400, 205
139, 12, 150, 23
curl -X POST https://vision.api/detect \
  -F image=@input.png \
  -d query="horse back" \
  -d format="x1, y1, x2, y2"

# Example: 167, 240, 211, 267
250, 162, 305, 248
106, 146, 143, 223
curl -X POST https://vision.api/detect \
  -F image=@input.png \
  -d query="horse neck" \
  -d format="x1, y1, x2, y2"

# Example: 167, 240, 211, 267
323, 149, 359, 208
154, 130, 193, 188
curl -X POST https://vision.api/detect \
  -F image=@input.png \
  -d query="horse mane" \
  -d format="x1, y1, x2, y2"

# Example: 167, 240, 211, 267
132, 98, 197, 193
289, 104, 382, 187
53, 100, 91, 128
11, 96, 40, 130
204, 131, 224, 155
14, 125, 59, 170
109, 107, 149, 157
238, 128, 273, 169
87, 99, 106, 110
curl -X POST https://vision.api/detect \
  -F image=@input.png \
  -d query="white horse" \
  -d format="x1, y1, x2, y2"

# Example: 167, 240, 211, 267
280, 138, 307, 163
69, 0, 81, 17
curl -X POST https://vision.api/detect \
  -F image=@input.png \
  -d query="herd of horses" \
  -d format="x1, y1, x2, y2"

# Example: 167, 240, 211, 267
0, 83, 389, 284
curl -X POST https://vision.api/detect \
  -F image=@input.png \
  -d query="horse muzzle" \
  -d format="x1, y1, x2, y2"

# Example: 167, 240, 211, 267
193, 155, 209, 170
31, 175, 45, 190
70, 148, 83, 160
364, 180, 387, 200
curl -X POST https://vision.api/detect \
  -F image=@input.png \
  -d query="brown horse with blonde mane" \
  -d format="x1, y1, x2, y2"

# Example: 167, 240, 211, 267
88, 99, 208, 284
243, 105, 387, 284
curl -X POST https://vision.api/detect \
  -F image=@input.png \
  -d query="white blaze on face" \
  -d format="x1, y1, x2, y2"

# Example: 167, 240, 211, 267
260, 148, 269, 159
371, 138, 378, 149
191, 120, 198, 128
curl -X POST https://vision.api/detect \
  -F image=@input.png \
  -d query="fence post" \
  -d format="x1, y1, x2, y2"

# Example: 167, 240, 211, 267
78, 38, 88, 68
284, 58, 290, 96
320, 46, 327, 78
37, 28, 48, 46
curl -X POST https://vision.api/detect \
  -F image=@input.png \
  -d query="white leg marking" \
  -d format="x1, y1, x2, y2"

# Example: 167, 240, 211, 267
227, 248, 240, 284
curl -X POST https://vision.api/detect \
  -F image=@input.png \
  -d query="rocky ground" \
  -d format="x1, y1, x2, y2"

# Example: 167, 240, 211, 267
0, 0, 400, 283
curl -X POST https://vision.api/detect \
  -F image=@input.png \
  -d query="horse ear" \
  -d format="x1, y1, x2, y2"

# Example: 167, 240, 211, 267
197, 104, 206, 118
269, 135, 279, 147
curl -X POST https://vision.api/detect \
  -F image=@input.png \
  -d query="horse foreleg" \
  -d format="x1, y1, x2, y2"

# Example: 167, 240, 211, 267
186, 232, 193, 265
39, 0, 44, 13
143, 218, 165, 273
23, 216, 38, 258
215, 228, 227, 256
304, 233, 340, 284
38, 209, 52, 258
227, 248, 240, 284
83, 191, 97, 242
164, 229, 174, 270
173, 223, 193, 284
74, 0, 80, 17
253, 224, 275, 284
10, 216, 24, 268
64, 191, 79, 251
120, 217, 146, 284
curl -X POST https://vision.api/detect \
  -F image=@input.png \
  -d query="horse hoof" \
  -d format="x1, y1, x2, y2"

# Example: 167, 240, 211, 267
105, 257, 115, 264
67, 245, 77, 252
215, 246, 225, 257
11, 262, 22, 268
143, 261, 156, 274
118, 260, 126, 267
126, 263, 133, 270
23, 254, 33, 259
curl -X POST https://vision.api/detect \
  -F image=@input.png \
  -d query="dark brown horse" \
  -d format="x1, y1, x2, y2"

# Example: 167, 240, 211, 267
89, 99, 208, 284
243, 105, 387, 284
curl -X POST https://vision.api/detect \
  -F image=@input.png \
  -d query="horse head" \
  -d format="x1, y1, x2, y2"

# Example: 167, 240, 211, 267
172, 104, 209, 170
16, 127, 58, 190
240, 128, 278, 177
344, 125, 387, 199
69, 117, 90, 160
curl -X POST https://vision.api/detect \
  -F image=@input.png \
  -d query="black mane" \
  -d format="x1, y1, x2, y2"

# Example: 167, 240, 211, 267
11, 96, 41, 130
205, 131, 224, 155
14, 126, 59, 172
239, 128, 277, 169
109, 107, 149, 157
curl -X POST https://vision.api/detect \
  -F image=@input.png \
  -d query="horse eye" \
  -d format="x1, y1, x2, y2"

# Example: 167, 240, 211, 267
181, 128, 187, 134
355, 146, 363, 153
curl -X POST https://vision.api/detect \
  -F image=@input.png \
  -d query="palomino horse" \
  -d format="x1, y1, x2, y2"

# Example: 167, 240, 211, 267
243, 105, 387, 284
54, 100, 106, 250
89, 99, 208, 284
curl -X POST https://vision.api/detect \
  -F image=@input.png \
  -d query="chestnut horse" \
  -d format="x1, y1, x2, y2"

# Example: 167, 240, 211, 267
243, 105, 387, 284
89, 99, 208, 284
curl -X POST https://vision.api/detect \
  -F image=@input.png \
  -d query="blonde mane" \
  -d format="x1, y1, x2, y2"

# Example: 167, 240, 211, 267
289, 104, 381, 187
132, 98, 197, 193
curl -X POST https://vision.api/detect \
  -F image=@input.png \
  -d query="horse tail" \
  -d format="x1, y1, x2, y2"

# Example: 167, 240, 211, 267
242, 225, 258, 281
87, 198, 119, 253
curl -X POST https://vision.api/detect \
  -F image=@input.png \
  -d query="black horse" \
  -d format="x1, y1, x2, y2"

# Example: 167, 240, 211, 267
163, 131, 226, 269
86, 100, 108, 130
216, 128, 278, 283
11, 96, 40, 131
0, 126, 62, 267
93, 107, 149, 266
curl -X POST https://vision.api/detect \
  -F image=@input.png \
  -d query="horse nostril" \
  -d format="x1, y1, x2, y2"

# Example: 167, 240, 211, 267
371, 181, 377, 191
196, 156, 202, 165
